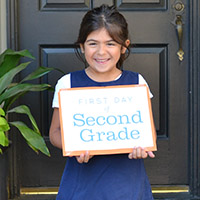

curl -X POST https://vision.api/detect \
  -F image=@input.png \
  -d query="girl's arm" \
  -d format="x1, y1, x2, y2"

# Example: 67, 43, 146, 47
49, 108, 62, 149
49, 108, 93, 163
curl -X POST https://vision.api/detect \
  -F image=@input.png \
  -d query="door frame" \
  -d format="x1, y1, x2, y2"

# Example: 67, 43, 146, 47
6, 0, 200, 199
189, 0, 200, 197
6, 0, 21, 199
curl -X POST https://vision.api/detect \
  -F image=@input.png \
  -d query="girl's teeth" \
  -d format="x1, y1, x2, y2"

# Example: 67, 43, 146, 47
96, 59, 108, 62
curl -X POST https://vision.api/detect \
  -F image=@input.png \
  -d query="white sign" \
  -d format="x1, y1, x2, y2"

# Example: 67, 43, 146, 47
58, 85, 157, 156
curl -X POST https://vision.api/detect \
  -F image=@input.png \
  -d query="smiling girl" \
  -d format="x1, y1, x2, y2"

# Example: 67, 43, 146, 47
49, 4, 156, 200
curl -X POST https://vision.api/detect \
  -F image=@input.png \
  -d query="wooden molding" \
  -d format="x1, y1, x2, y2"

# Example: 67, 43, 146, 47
189, 0, 200, 197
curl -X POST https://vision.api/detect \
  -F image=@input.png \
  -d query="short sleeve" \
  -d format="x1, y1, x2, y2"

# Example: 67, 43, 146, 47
138, 74, 153, 98
52, 74, 71, 108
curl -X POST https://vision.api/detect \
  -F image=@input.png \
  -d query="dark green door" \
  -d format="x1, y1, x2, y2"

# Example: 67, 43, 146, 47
9, 0, 190, 199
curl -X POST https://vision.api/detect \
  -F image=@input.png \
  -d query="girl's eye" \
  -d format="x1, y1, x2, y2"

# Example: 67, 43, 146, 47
107, 42, 115, 46
88, 42, 97, 46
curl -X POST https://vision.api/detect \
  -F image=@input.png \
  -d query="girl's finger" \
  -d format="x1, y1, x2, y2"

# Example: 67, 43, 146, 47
141, 148, 148, 159
128, 152, 133, 159
147, 151, 155, 158
128, 148, 155, 159
84, 151, 90, 163
137, 147, 143, 158
132, 147, 137, 159
76, 153, 84, 163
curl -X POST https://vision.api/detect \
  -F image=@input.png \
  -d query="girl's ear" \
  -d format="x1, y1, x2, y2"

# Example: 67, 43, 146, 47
80, 44, 84, 53
121, 39, 130, 54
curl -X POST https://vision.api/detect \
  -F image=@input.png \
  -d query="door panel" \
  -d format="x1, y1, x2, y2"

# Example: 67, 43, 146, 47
16, 0, 188, 194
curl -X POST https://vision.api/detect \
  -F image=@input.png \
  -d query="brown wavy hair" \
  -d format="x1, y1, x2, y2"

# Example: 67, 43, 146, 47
75, 4, 130, 69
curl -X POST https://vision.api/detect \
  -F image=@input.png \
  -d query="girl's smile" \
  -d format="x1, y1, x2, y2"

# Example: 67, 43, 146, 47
80, 28, 129, 82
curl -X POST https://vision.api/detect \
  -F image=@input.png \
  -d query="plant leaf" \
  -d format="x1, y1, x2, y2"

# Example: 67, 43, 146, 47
0, 108, 5, 117
0, 54, 20, 77
2, 92, 26, 113
0, 131, 9, 147
0, 62, 30, 94
21, 66, 54, 82
0, 49, 35, 78
8, 105, 40, 134
0, 116, 10, 132
26, 141, 39, 154
0, 83, 51, 104
10, 121, 50, 156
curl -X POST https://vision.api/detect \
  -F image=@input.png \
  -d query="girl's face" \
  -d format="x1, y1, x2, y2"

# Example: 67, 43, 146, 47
80, 28, 129, 81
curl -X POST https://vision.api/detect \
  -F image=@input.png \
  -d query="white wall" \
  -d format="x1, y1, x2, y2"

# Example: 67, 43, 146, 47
0, 0, 7, 53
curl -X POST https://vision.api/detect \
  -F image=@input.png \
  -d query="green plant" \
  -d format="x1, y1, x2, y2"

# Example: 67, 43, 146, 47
0, 49, 53, 156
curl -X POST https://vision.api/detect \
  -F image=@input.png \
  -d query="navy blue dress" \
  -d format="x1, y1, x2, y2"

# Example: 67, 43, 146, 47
56, 70, 154, 200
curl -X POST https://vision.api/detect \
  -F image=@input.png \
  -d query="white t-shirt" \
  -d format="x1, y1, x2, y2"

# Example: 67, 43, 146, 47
52, 73, 153, 108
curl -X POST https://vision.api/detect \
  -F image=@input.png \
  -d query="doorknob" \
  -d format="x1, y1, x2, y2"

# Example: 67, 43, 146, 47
172, 1, 185, 61
175, 15, 184, 61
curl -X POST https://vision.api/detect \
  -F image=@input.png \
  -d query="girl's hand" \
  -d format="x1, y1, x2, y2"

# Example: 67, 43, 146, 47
76, 151, 94, 163
128, 147, 155, 159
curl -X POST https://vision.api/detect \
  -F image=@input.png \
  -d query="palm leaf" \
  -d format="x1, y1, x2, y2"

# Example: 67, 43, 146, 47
0, 62, 30, 94
0, 49, 34, 78
0, 116, 10, 147
0, 83, 50, 104
0, 131, 9, 147
0, 108, 5, 117
0, 49, 53, 156
10, 121, 50, 156
21, 66, 54, 82
8, 105, 40, 134
0, 116, 10, 132
2, 92, 26, 113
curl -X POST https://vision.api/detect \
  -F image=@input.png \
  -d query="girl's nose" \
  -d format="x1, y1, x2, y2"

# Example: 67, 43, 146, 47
97, 44, 106, 55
